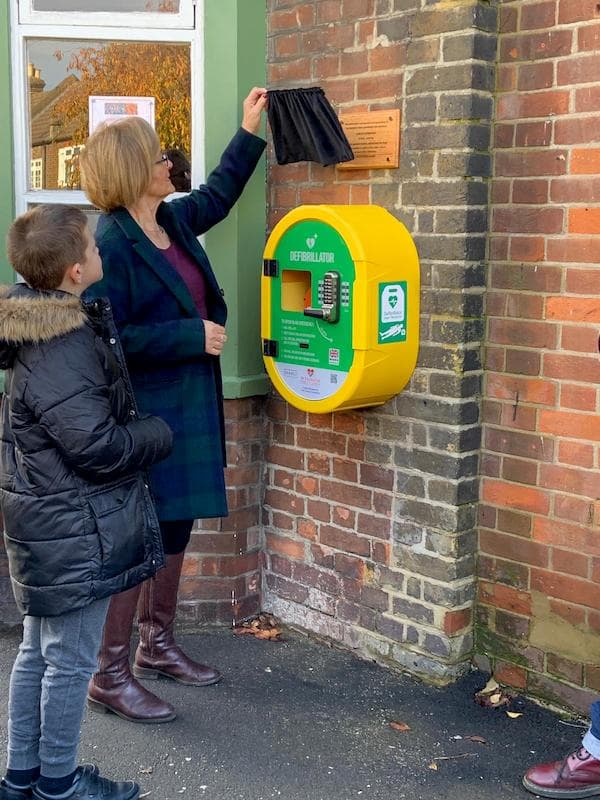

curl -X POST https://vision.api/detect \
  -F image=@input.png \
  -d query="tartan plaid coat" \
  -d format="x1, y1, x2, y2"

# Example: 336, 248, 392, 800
87, 128, 266, 522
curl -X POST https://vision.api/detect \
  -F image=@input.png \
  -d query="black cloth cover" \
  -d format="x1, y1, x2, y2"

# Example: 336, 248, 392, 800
267, 87, 354, 166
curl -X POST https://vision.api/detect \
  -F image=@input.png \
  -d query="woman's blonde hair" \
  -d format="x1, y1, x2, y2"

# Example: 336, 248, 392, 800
80, 117, 160, 211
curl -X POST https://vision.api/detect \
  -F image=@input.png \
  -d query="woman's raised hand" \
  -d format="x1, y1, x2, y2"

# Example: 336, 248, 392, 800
203, 320, 228, 356
241, 87, 268, 136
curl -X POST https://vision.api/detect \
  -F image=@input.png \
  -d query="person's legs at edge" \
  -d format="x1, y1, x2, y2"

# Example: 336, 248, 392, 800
134, 520, 221, 686
523, 699, 600, 798
582, 701, 600, 760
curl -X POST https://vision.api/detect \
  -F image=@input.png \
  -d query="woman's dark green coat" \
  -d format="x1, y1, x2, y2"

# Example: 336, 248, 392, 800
87, 128, 266, 522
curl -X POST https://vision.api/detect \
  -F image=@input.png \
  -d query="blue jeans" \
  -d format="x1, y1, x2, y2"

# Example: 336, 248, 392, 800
583, 700, 600, 759
6, 597, 110, 778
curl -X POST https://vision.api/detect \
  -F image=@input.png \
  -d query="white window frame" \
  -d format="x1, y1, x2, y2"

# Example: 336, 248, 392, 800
19, 0, 195, 29
10, 0, 204, 214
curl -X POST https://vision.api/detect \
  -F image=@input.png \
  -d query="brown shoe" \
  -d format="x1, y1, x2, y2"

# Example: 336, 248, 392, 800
88, 585, 176, 724
134, 552, 222, 687
523, 746, 600, 798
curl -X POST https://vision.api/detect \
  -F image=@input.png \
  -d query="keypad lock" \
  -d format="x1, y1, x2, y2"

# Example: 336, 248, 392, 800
304, 270, 340, 323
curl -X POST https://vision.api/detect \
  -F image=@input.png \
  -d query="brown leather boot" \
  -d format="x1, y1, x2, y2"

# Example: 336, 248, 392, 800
88, 584, 176, 723
133, 552, 222, 686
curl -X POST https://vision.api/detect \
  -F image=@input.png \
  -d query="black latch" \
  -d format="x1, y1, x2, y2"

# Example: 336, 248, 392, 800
263, 258, 279, 277
263, 339, 279, 358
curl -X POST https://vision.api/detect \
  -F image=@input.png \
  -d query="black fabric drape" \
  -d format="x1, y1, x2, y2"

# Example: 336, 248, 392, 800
267, 87, 354, 166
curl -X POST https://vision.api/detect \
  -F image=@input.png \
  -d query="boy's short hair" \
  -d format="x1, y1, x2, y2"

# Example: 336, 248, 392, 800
6, 205, 88, 290
80, 116, 160, 211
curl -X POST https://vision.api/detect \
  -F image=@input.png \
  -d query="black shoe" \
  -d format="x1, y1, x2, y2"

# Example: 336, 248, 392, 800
0, 779, 32, 800
32, 766, 138, 800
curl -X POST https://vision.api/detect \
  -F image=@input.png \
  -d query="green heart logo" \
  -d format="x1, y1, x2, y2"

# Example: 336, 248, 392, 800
388, 294, 398, 308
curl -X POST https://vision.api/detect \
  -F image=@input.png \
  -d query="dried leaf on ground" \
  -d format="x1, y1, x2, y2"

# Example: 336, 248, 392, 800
389, 721, 411, 732
232, 613, 283, 641
481, 677, 500, 694
506, 711, 523, 719
428, 762, 438, 771
474, 676, 512, 708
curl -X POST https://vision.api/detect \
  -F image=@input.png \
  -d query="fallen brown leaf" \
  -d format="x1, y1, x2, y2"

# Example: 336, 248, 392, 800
389, 721, 411, 732
253, 628, 282, 640
232, 613, 283, 641
474, 677, 512, 709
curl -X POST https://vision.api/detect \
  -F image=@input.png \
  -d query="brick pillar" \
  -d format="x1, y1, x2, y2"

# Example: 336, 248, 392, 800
177, 397, 266, 628
388, 0, 497, 676
263, 0, 497, 682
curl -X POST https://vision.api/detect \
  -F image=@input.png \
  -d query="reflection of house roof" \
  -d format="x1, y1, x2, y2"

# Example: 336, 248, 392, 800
30, 74, 82, 146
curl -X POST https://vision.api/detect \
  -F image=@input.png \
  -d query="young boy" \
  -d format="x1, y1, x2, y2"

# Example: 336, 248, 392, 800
0, 205, 173, 800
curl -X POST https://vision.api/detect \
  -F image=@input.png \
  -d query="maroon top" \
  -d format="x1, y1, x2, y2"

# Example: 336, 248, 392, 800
162, 240, 208, 320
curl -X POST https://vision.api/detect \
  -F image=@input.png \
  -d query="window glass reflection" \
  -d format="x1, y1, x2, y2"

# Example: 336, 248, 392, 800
26, 39, 191, 193
33, 0, 180, 12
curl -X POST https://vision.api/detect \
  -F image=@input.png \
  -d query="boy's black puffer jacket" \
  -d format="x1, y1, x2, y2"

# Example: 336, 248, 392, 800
0, 284, 173, 617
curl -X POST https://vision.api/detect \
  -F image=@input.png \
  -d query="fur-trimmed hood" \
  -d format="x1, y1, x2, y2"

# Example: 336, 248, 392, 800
0, 284, 87, 369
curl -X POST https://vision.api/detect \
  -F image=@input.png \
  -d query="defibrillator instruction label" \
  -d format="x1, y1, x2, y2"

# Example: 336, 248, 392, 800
378, 282, 407, 344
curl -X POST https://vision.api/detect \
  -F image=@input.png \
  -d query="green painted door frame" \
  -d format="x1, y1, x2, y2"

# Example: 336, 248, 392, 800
0, 0, 268, 397
204, 0, 268, 398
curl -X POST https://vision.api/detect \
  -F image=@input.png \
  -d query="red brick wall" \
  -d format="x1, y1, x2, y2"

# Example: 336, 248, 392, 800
480, 0, 600, 712
263, 0, 495, 681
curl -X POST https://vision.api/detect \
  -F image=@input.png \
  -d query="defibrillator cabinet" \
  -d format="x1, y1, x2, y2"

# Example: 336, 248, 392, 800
261, 205, 420, 413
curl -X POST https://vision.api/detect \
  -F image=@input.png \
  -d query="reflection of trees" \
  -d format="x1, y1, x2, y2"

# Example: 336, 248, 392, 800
54, 41, 191, 153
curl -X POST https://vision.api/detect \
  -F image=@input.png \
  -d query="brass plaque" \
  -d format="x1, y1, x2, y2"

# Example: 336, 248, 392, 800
337, 109, 400, 170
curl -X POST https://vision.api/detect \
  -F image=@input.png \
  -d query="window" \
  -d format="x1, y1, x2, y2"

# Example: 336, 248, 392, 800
33, 0, 181, 10
19, 0, 193, 28
11, 0, 201, 213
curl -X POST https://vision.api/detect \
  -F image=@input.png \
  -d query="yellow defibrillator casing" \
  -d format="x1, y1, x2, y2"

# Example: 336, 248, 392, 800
261, 205, 420, 413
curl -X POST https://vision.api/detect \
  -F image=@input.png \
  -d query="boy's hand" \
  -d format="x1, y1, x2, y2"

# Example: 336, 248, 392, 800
241, 87, 268, 136
203, 320, 227, 356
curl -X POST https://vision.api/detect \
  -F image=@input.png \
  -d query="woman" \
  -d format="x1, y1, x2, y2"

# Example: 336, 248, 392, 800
79, 87, 267, 724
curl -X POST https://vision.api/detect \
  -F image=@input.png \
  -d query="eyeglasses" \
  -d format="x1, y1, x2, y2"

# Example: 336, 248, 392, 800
154, 153, 170, 165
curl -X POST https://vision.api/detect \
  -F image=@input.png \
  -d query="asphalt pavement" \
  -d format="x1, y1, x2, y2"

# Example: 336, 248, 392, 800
0, 625, 584, 800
